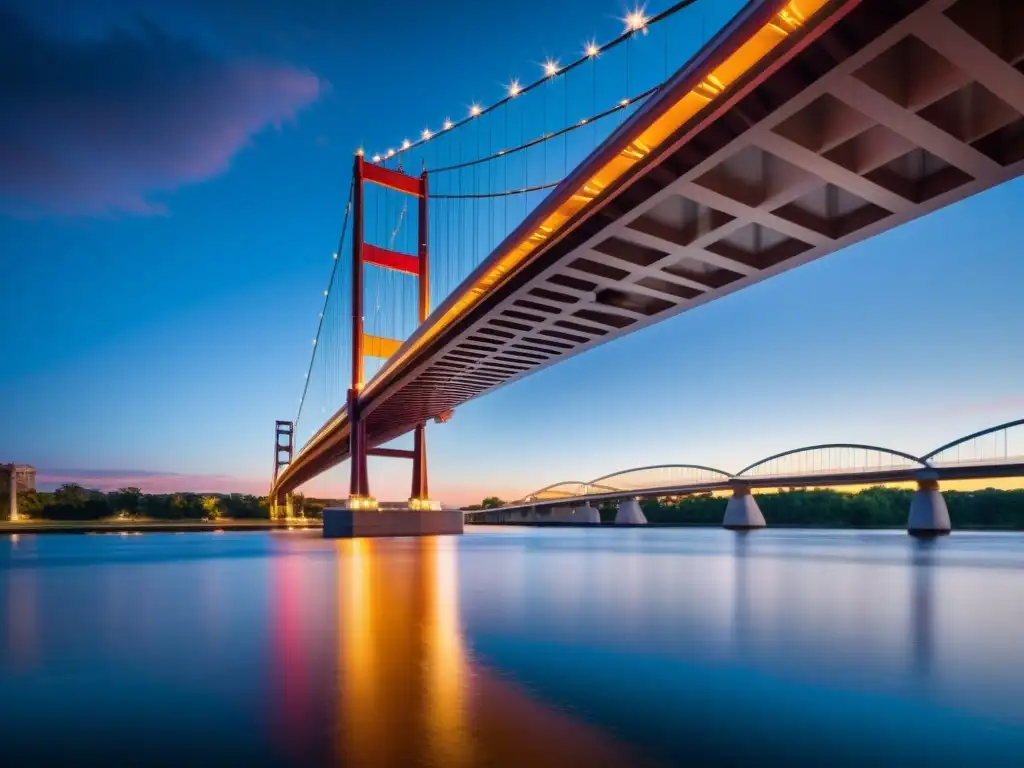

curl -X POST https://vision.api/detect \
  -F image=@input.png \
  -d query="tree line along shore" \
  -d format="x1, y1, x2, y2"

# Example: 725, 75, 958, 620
4, 484, 1024, 529
473, 487, 1024, 529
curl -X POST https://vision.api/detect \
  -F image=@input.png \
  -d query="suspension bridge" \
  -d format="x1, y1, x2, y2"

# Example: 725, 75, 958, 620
270, 0, 1024, 535
467, 418, 1024, 533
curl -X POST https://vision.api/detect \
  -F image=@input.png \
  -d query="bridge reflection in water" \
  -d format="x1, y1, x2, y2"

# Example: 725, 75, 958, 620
330, 537, 644, 766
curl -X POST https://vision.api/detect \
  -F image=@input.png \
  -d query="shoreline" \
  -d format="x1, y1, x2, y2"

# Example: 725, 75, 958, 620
0, 518, 323, 535
3, 519, 1023, 535
465, 521, 1024, 531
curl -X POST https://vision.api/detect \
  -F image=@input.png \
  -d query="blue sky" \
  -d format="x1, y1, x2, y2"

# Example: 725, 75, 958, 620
1, 0, 1022, 504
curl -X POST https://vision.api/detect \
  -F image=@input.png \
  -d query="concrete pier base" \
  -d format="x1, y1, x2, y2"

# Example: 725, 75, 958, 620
908, 475, 951, 536
323, 507, 463, 538
573, 504, 601, 524
549, 506, 574, 523
723, 485, 766, 530
511, 507, 537, 523
615, 499, 647, 524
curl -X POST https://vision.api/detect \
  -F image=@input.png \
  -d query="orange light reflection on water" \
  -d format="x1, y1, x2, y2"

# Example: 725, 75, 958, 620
332, 537, 646, 766
335, 537, 470, 765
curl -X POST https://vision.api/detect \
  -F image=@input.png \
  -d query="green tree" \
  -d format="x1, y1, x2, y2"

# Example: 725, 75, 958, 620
219, 493, 264, 519
481, 496, 505, 509
15, 490, 46, 519
47, 483, 110, 520
202, 496, 221, 521
166, 493, 203, 519
54, 483, 87, 506
109, 487, 142, 517
302, 497, 327, 518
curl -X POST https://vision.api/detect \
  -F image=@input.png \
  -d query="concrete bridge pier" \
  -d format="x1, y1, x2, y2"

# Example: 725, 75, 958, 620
723, 484, 766, 531
615, 499, 647, 524
908, 472, 951, 536
509, 506, 535, 523
550, 506, 574, 523
572, 503, 601, 524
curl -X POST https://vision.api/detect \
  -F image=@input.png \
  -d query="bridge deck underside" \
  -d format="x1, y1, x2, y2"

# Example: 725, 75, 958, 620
365, 0, 1024, 438
280, 0, 1024, 494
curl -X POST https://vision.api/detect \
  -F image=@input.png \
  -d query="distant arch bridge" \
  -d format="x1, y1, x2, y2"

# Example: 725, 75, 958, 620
476, 419, 1024, 529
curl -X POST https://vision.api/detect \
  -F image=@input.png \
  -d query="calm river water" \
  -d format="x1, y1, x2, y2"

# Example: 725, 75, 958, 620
2, 527, 1024, 765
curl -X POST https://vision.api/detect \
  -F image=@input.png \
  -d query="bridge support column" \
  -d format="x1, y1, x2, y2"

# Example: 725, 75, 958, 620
572, 503, 601, 524
558, 506, 580, 523
346, 389, 375, 510
346, 156, 376, 511
409, 422, 435, 510
615, 499, 647, 524
269, 490, 285, 520
723, 484, 766, 530
908, 472, 950, 536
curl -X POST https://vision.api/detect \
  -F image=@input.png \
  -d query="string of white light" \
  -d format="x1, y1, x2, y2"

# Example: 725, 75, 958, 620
426, 82, 660, 174
365, 2, 700, 164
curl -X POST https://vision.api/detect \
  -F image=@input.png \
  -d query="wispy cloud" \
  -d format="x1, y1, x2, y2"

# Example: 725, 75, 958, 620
0, 8, 322, 217
917, 396, 1024, 423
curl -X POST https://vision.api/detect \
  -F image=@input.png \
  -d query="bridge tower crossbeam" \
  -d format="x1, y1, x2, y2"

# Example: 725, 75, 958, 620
347, 155, 432, 510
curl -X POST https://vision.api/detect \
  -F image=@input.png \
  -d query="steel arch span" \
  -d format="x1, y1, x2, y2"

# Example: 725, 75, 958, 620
523, 481, 603, 503
588, 464, 733, 492
923, 419, 1024, 468
734, 444, 929, 480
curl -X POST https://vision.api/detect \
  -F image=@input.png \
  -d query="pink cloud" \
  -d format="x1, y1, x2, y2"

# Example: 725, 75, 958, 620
36, 469, 266, 495
0, 9, 322, 217
916, 396, 1024, 423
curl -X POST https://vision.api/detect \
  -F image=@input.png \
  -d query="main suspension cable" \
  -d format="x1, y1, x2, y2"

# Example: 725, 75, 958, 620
432, 180, 562, 200
296, 177, 355, 431
374, 0, 700, 163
